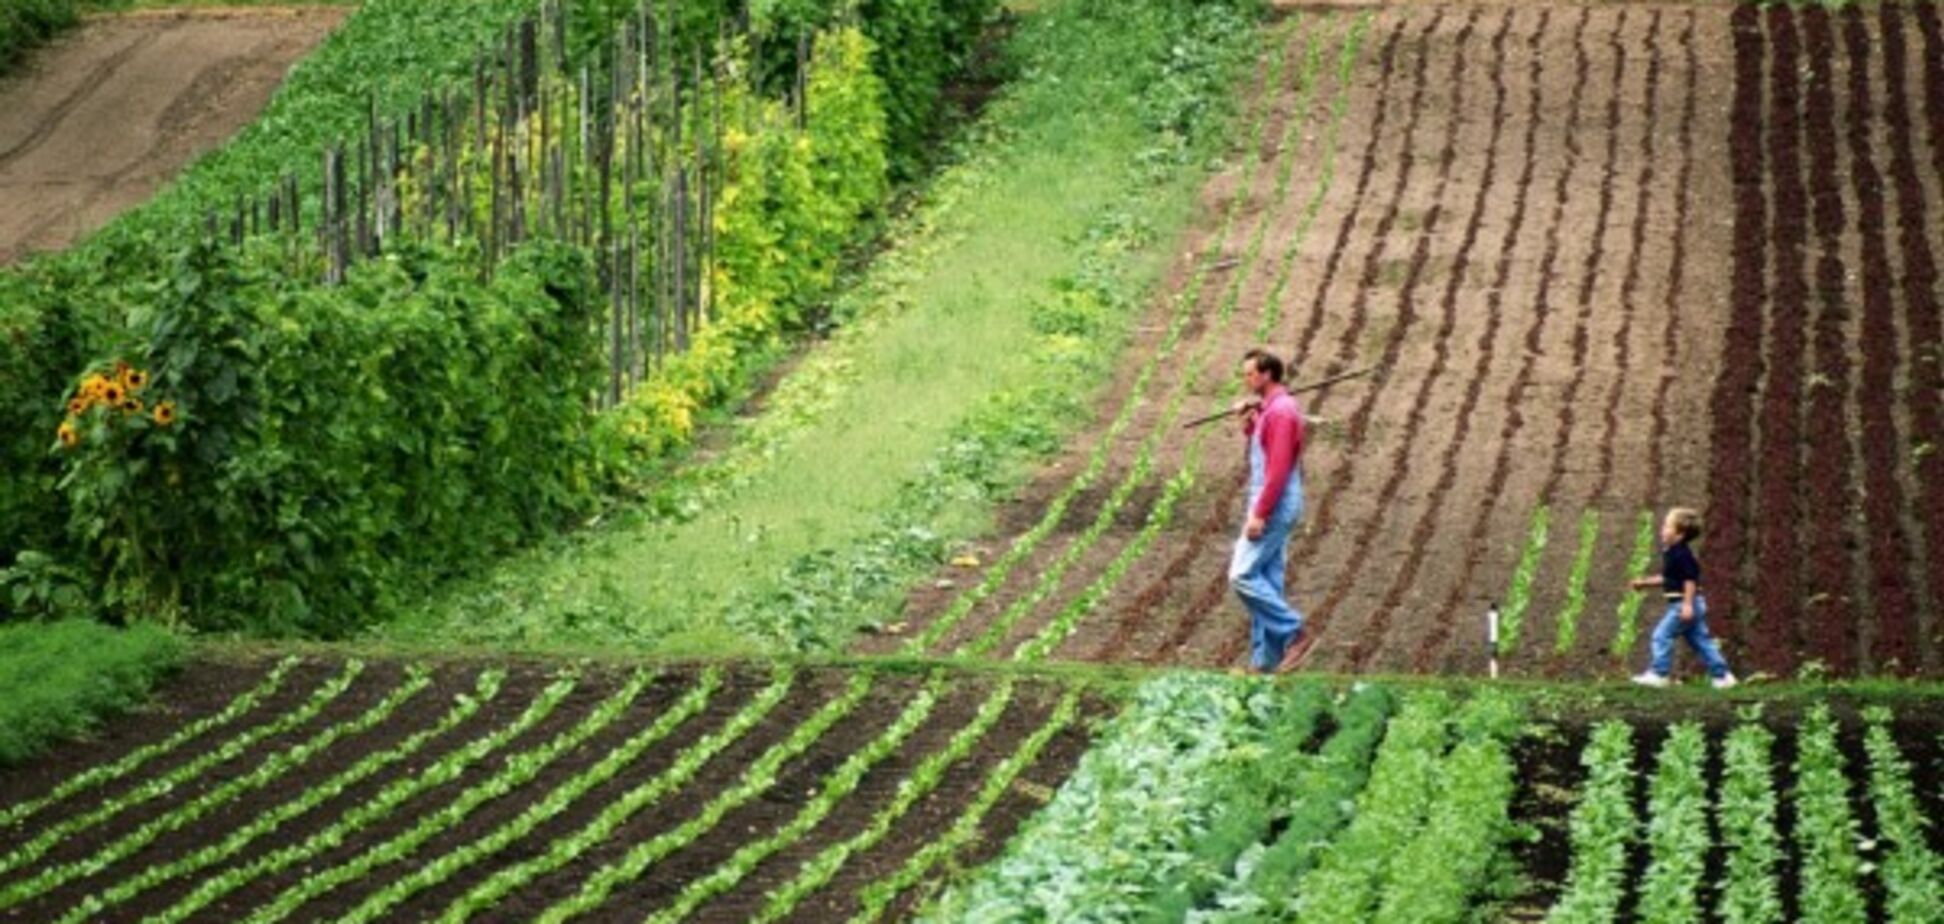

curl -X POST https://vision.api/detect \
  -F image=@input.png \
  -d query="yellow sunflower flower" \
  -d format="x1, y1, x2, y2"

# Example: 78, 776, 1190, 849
56, 420, 78, 449
125, 369, 149, 391
153, 401, 177, 427
120, 398, 144, 415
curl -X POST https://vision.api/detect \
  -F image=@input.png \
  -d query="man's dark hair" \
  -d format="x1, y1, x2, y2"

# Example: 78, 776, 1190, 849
1243, 348, 1285, 383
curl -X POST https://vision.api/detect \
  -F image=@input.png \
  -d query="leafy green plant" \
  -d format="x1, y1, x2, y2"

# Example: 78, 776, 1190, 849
1638, 723, 1709, 924
1610, 511, 1658, 657
1794, 704, 1867, 924
1716, 716, 1783, 924
1499, 505, 1551, 652
1546, 721, 1637, 924
1554, 511, 1600, 653
1862, 707, 1943, 923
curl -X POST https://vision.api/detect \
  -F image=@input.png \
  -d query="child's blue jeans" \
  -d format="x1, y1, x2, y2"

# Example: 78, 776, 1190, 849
1650, 595, 1732, 679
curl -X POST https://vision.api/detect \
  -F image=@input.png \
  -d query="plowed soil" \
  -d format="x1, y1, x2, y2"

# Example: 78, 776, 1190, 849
873, 0, 1944, 681
0, 7, 342, 265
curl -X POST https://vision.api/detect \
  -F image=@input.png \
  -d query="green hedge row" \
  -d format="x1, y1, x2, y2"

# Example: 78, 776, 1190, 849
0, 0, 77, 77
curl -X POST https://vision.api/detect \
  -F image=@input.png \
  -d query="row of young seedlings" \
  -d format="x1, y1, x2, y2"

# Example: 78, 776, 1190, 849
1548, 704, 1941, 924
1496, 504, 1674, 662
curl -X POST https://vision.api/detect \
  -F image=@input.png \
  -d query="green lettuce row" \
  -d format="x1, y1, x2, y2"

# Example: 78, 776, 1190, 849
0, 658, 361, 881
437, 666, 798, 922
533, 672, 877, 922
1204, 684, 1396, 922
1370, 693, 1524, 923
1794, 705, 1867, 924
1499, 505, 1552, 652
0, 655, 297, 830
1609, 511, 1658, 657
336, 668, 720, 923
645, 672, 948, 923
150, 670, 578, 924
1554, 511, 1601, 653
852, 688, 1082, 923
1862, 707, 1943, 923
1290, 691, 1454, 923
1545, 720, 1637, 924
1637, 723, 1709, 924
1715, 718, 1783, 924
53, 667, 501, 923
245, 668, 650, 922
2, 663, 426, 908
751, 679, 1018, 924
1137, 683, 1337, 922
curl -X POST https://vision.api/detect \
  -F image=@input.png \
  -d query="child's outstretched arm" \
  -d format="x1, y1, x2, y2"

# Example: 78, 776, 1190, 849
1628, 573, 1661, 590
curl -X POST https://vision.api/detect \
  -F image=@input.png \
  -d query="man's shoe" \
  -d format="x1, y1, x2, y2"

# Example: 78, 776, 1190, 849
1712, 673, 1739, 690
1631, 671, 1670, 688
1275, 634, 1318, 674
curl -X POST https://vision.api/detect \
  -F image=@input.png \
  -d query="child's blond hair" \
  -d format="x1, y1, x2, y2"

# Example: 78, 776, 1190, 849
1668, 507, 1703, 542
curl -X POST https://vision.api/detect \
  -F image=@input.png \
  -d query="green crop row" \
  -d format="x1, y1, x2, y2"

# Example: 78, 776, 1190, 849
1205, 685, 1396, 921
1292, 692, 1455, 922
1862, 708, 1943, 923
646, 673, 946, 923
247, 669, 652, 921
1609, 511, 1659, 657
753, 680, 1017, 923
534, 673, 876, 921
1638, 723, 1708, 924
150, 671, 576, 924
0, 654, 289, 827
1716, 718, 1783, 924
1546, 721, 1637, 924
1795, 706, 1868, 923
57, 668, 502, 924
1554, 511, 1600, 653
0, 659, 360, 881
1498, 505, 1552, 653
852, 689, 1081, 922
3, 664, 429, 908
339, 669, 719, 923
440, 667, 796, 920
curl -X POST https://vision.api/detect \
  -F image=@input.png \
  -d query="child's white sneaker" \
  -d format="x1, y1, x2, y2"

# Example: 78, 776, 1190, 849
1631, 671, 1670, 688
1712, 673, 1739, 690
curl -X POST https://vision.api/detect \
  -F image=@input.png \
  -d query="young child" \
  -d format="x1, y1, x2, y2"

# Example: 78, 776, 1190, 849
1630, 507, 1738, 689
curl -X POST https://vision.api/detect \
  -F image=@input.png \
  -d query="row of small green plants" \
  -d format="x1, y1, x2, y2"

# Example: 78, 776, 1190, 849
0, 0, 992, 638
1548, 704, 1937, 924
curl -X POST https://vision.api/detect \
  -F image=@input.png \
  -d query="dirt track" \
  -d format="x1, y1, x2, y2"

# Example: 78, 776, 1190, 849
872, 2, 1944, 681
0, 8, 342, 266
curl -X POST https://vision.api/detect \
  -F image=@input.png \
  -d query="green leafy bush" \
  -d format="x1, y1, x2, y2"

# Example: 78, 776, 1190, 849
0, 619, 184, 767
0, 0, 77, 76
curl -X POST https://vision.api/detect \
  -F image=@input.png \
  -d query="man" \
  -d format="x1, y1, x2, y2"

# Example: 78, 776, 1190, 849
1229, 348, 1311, 673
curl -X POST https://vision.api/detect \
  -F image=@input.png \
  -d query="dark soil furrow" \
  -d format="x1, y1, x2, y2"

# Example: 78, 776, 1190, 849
1842, 6, 1921, 675
1593, 11, 1662, 512
1647, 11, 1700, 511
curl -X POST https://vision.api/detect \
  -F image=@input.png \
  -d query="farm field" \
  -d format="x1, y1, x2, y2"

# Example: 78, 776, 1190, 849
870, 1, 1944, 682
0, 8, 344, 265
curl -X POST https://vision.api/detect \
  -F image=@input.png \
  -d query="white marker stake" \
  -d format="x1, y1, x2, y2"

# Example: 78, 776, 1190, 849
1486, 602, 1501, 680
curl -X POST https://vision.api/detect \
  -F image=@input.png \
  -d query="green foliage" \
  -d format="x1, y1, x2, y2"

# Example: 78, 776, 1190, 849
0, 619, 182, 767
1610, 510, 1659, 657
1547, 721, 1638, 924
1717, 717, 1784, 924
1795, 705, 1868, 924
1554, 510, 1600, 653
1638, 723, 1709, 924
0, 0, 77, 77
1500, 505, 1551, 652
1862, 707, 1944, 923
